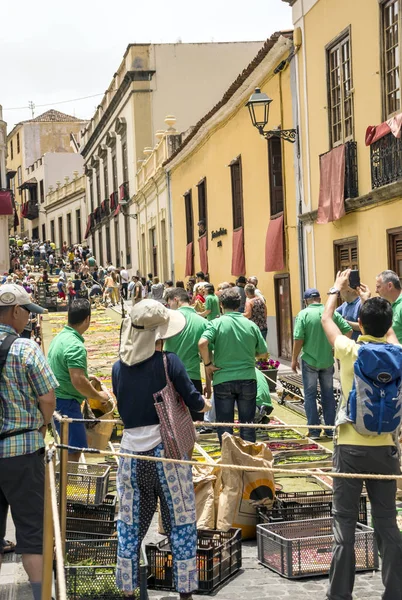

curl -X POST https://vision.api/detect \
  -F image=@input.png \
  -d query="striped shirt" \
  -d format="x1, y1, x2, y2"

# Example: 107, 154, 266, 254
0, 324, 59, 458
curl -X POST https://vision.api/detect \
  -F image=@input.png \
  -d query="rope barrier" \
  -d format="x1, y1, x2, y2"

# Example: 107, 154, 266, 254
56, 443, 402, 481
46, 449, 67, 600
52, 412, 337, 429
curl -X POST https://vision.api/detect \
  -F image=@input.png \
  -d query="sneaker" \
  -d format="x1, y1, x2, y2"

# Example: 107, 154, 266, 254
309, 433, 322, 440
198, 427, 213, 434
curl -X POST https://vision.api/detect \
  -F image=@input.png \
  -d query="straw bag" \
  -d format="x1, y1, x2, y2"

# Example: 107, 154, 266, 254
153, 352, 196, 459
83, 382, 116, 451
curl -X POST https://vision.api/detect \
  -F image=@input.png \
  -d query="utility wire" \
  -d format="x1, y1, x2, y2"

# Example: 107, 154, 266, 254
3, 92, 105, 111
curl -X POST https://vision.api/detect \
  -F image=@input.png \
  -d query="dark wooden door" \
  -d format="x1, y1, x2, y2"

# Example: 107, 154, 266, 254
268, 137, 284, 216
274, 274, 293, 360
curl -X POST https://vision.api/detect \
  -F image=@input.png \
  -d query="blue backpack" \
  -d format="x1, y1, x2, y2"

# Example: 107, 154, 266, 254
347, 342, 402, 435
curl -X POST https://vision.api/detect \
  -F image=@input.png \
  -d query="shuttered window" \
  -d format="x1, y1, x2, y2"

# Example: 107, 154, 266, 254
184, 191, 194, 245
388, 227, 402, 280
268, 137, 284, 215
334, 238, 359, 273
197, 179, 207, 227
327, 33, 354, 146
382, 0, 401, 117
230, 156, 244, 230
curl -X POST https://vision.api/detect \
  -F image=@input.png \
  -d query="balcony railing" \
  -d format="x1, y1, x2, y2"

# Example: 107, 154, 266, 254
344, 141, 359, 199
119, 181, 129, 202
371, 132, 402, 189
26, 202, 39, 221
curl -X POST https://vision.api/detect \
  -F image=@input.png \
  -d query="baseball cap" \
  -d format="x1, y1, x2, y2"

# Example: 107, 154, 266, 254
304, 288, 321, 300
119, 299, 186, 366
0, 284, 46, 314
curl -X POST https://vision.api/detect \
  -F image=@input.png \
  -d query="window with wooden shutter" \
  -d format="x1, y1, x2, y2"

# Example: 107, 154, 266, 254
388, 227, 402, 280
184, 191, 194, 245
334, 237, 359, 273
327, 30, 354, 146
268, 137, 284, 216
382, 0, 401, 117
230, 156, 244, 230
197, 179, 207, 228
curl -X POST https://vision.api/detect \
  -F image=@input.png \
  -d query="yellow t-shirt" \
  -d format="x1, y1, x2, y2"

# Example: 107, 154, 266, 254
334, 334, 395, 446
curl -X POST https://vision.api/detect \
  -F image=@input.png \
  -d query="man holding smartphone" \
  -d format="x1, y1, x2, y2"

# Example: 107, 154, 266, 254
336, 286, 361, 342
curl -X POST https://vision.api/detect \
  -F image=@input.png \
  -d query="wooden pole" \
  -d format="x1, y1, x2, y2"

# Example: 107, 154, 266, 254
59, 421, 69, 557
41, 449, 54, 600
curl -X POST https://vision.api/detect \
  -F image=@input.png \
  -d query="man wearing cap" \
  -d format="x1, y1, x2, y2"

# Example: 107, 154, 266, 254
0, 284, 59, 600
292, 288, 352, 439
48, 299, 109, 462
234, 276, 247, 313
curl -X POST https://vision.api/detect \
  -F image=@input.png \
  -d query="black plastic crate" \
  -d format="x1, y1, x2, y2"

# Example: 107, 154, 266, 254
57, 462, 111, 506
65, 546, 148, 600
65, 538, 117, 565
258, 494, 367, 525
257, 517, 379, 579
66, 494, 116, 537
146, 528, 241, 593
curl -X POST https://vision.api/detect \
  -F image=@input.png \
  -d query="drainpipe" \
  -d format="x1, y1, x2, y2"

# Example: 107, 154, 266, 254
166, 170, 175, 283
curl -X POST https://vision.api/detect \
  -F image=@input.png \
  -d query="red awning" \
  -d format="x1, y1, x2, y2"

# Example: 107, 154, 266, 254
198, 235, 208, 275
84, 215, 92, 239
0, 190, 14, 216
114, 204, 121, 217
265, 214, 284, 272
185, 242, 194, 277
231, 227, 245, 276
20, 202, 29, 218
365, 113, 402, 146
317, 145, 345, 224
119, 184, 125, 201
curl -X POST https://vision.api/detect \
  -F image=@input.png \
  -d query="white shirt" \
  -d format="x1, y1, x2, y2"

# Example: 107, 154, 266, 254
193, 281, 206, 295
22, 243, 30, 252
120, 269, 129, 283
121, 425, 162, 452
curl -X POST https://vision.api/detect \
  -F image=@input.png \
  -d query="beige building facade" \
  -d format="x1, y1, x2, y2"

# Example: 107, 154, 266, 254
45, 174, 86, 250
6, 109, 87, 236
0, 105, 12, 273
80, 41, 265, 272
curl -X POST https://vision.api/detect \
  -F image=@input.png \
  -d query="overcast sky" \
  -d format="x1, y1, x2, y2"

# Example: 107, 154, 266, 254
2, 0, 292, 130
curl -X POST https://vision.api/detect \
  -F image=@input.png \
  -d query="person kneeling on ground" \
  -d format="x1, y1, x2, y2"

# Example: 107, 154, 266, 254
48, 299, 109, 461
113, 299, 211, 599
322, 269, 402, 600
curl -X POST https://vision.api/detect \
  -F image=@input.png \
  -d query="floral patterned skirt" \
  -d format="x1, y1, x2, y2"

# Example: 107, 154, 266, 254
116, 443, 198, 593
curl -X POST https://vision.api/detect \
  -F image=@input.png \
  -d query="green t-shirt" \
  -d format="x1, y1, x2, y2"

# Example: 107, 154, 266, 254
47, 325, 88, 403
88, 257, 96, 267
164, 306, 208, 380
293, 303, 351, 369
392, 294, 402, 343
205, 294, 220, 321
256, 368, 272, 408
201, 312, 267, 386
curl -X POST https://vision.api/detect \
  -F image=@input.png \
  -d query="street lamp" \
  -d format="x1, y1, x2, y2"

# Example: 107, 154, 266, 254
246, 87, 297, 144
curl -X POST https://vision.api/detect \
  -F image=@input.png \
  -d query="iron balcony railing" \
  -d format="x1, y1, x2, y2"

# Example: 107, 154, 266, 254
371, 132, 402, 189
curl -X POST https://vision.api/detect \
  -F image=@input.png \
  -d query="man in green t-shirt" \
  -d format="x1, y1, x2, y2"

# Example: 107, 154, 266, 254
199, 288, 267, 444
164, 287, 208, 421
200, 284, 220, 321
375, 269, 402, 343
48, 299, 109, 461
292, 288, 352, 439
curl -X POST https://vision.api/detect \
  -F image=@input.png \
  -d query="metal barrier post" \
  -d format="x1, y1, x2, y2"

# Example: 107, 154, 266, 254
42, 449, 55, 600
59, 421, 69, 557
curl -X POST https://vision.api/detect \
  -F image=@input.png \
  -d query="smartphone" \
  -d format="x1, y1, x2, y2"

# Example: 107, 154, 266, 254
349, 269, 360, 289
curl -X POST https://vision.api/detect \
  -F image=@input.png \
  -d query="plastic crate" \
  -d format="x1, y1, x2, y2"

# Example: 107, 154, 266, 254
257, 517, 379, 579
65, 537, 118, 565
66, 494, 116, 537
146, 528, 241, 593
65, 561, 148, 600
57, 462, 111, 505
258, 494, 368, 525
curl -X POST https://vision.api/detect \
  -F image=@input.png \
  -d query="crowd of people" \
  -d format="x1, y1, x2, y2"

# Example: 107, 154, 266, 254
2, 246, 402, 599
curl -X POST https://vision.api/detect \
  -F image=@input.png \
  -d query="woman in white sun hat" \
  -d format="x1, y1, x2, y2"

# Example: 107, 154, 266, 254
112, 299, 211, 600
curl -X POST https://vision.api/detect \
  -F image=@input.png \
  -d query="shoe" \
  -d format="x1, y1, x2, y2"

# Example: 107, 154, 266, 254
309, 434, 322, 440
198, 427, 213, 434
179, 594, 193, 600
1, 539, 16, 553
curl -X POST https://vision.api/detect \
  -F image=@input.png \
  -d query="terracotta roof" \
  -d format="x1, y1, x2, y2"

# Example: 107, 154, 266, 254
164, 31, 293, 167
26, 109, 84, 123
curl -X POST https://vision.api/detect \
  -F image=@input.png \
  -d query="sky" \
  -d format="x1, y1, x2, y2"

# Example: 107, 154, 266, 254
1, 0, 292, 131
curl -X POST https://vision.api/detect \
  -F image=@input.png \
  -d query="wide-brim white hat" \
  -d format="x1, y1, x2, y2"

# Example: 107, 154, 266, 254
119, 299, 186, 366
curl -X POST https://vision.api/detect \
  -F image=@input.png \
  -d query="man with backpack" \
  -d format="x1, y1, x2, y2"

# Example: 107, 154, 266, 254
322, 269, 402, 600
0, 284, 59, 600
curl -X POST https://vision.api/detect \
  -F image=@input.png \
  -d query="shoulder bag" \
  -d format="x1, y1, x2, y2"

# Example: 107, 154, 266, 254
153, 352, 196, 459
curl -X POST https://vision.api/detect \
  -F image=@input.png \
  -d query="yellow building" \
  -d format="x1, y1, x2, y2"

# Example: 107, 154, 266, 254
6, 109, 86, 237
285, 0, 402, 294
166, 32, 299, 359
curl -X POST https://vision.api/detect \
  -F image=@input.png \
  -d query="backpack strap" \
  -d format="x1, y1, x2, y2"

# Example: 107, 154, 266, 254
0, 333, 18, 379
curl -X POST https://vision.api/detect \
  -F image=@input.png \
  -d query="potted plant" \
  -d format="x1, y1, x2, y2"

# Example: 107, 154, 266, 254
256, 356, 281, 392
